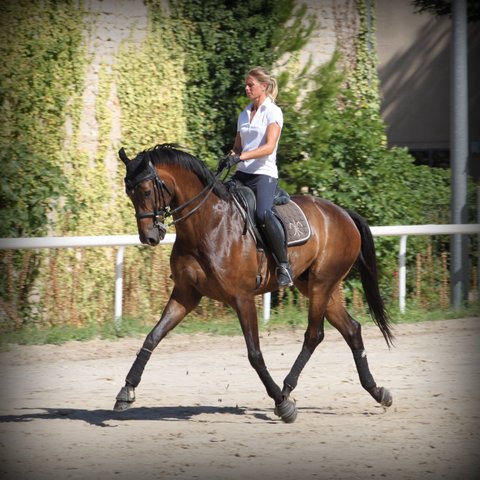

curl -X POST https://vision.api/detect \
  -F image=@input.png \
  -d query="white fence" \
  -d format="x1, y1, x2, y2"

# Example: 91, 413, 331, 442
0, 225, 478, 322
370, 224, 479, 314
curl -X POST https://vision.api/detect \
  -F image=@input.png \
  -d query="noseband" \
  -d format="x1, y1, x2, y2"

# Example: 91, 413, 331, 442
126, 160, 217, 229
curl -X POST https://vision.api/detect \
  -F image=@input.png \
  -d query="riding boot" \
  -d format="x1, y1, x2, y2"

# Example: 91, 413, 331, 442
260, 209, 293, 287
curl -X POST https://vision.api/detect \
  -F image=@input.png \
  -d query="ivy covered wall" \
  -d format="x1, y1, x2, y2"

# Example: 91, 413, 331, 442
0, 0, 313, 329
0, 0, 456, 332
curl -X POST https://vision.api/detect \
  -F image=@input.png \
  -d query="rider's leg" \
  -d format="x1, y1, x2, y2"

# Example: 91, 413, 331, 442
252, 176, 293, 287
259, 209, 293, 287
235, 173, 293, 287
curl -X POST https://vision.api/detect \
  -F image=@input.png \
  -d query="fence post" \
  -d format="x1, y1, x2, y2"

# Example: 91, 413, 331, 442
115, 246, 125, 327
399, 235, 408, 313
478, 186, 480, 299
263, 292, 271, 323
450, 0, 469, 309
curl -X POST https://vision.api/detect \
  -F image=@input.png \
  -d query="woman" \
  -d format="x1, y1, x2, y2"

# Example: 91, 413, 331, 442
224, 66, 293, 288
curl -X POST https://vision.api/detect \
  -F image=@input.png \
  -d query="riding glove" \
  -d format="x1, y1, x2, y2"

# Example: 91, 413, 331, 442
217, 154, 242, 173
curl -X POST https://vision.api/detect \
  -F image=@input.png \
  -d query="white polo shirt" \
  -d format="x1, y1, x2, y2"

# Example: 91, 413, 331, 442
236, 97, 283, 178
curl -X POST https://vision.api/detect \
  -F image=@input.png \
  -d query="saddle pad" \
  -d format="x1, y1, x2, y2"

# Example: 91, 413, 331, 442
276, 201, 311, 246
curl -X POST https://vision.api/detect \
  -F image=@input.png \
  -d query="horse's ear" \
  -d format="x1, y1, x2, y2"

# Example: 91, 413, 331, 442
118, 147, 130, 165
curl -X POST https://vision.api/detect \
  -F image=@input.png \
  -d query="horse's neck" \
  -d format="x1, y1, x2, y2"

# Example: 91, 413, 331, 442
168, 170, 211, 213
172, 186, 239, 244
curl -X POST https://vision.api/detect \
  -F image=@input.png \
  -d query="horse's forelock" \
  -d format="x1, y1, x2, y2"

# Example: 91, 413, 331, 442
124, 153, 154, 189
125, 153, 145, 177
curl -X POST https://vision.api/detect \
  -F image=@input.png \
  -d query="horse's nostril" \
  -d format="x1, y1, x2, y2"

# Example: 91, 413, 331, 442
147, 236, 158, 246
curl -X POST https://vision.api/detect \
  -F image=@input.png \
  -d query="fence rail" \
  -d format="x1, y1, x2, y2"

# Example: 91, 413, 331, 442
1, 224, 478, 321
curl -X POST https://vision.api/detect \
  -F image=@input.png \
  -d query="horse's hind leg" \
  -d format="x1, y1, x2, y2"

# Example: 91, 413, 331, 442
325, 288, 392, 407
114, 287, 202, 412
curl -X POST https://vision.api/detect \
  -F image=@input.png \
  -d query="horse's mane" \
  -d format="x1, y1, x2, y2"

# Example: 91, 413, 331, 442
141, 144, 230, 201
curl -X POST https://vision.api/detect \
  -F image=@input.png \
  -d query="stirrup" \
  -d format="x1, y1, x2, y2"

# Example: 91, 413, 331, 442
276, 263, 293, 287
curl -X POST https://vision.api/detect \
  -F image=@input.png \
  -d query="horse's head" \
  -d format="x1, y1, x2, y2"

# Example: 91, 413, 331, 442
119, 147, 173, 246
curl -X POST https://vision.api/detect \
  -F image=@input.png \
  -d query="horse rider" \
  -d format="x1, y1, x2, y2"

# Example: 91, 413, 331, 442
220, 66, 293, 288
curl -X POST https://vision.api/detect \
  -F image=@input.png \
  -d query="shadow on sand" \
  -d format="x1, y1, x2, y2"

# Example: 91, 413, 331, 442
0, 403, 385, 427
0, 404, 277, 427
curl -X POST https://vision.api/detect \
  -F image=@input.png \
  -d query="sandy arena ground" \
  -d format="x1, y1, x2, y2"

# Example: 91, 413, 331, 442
0, 317, 479, 480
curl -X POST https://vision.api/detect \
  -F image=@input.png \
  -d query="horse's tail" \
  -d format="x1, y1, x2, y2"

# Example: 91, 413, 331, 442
347, 210, 395, 348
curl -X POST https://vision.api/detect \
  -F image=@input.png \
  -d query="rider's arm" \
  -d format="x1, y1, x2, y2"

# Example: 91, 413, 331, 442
238, 122, 281, 161
230, 133, 242, 156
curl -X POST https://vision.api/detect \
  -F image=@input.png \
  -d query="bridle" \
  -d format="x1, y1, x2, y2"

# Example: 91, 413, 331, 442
125, 161, 171, 231
126, 159, 220, 231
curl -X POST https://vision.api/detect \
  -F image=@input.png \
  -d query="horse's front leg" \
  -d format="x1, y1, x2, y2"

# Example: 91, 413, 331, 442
279, 283, 330, 420
113, 287, 202, 411
234, 297, 294, 421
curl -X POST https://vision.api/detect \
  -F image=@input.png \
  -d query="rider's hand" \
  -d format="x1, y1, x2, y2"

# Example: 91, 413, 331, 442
226, 154, 241, 168
217, 154, 242, 173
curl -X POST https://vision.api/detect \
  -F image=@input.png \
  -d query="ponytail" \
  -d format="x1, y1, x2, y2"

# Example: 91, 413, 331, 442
247, 67, 278, 102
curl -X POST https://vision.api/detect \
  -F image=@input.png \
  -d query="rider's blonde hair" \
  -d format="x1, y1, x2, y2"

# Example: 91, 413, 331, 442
247, 67, 278, 102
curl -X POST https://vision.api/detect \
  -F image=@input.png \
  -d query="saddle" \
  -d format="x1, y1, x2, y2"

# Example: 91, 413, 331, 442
227, 180, 311, 248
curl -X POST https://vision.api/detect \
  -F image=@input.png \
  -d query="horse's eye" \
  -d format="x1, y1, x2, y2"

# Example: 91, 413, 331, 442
144, 190, 152, 198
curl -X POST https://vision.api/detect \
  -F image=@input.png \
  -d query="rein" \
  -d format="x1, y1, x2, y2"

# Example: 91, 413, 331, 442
165, 180, 216, 226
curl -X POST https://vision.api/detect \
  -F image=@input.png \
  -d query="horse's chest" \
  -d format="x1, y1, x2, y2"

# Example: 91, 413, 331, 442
171, 255, 219, 290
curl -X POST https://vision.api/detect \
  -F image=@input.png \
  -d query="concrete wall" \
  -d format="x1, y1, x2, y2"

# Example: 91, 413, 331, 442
78, 0, 147, 173
376, 0, 480, 166
297, 0, 355, 69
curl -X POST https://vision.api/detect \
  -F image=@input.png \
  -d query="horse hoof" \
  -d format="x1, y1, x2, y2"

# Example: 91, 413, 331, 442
274, 397, 298, 423
113, 400, 133, 412
113, 385, 135, 412
379, 387, 393, 407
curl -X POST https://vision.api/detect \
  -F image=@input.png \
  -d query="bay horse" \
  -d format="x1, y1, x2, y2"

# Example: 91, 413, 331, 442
114, 143, 394, 422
